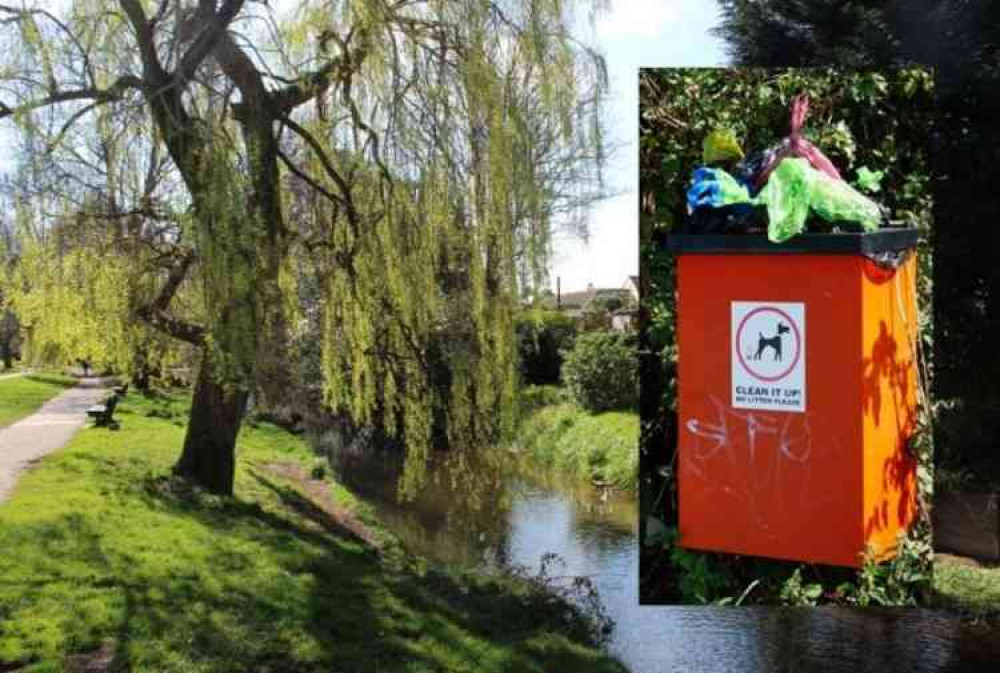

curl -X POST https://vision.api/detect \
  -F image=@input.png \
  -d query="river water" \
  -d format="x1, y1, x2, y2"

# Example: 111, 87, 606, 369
312, 430, 1000, 672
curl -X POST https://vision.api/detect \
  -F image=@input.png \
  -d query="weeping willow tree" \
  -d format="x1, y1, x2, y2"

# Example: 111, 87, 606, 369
0, 0, 606, 494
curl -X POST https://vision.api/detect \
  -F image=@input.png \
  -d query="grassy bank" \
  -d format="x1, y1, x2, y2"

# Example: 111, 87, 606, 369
0, 373, 77, 428
933, 554, 1000, 619
516, 386, 638, 491
0, 390, 625, 672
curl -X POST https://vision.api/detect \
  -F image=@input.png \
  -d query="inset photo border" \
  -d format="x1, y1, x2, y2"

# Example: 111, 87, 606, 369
637, 67, 938, 606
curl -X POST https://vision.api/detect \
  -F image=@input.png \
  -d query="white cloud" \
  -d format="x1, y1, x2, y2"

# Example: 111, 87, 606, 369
549, 192, 638, 292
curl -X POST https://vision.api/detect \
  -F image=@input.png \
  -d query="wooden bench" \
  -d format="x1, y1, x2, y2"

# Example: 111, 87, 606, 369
113, 382, 128, 397
86, 394, 120, 428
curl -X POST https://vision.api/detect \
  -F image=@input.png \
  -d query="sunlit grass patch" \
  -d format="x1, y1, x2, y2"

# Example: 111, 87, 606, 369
0, 389, 625, 672
0, 373, 77, 429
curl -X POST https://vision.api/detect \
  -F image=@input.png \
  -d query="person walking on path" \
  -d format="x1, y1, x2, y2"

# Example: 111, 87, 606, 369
0, 378, 107, 502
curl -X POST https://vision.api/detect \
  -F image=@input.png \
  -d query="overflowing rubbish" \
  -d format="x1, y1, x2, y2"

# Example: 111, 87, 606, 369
754, 95, 842, 189
702, 129, 744, 164
752, 158, 812, 242
732, 148, 777, 195
684, 203, 767, 235
684, 95, 890, 243
687, 167, 752, 210
755, 157, 881, 242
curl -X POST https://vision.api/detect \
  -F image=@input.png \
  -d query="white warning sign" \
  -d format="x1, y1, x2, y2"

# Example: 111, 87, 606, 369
731, 301, 806, 412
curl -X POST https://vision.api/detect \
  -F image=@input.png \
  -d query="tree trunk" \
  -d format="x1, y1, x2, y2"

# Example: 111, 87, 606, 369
174, 352, 249, 495
132, 367, 151, 392
0, 343, 11, 370
131, 350, 154, 392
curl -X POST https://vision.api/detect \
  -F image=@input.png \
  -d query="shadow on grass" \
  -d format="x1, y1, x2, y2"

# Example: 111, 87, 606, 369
247, 470, 375, 553
1, 466, 624, 672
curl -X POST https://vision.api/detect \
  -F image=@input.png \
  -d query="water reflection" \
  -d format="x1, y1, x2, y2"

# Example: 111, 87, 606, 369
636, 609, 998, 672
309, 426, 1000, 672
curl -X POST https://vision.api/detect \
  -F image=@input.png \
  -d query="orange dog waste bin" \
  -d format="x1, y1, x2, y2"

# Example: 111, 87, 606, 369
667, 230, 920, 567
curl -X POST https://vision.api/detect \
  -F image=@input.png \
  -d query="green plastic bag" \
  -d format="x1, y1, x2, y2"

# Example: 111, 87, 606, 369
810, 170, 882, 231
754, 158, 813, 242
755, 158, 881, 243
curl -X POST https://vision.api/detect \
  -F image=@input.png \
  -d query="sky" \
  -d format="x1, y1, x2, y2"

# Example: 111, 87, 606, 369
549, 0, 728, 293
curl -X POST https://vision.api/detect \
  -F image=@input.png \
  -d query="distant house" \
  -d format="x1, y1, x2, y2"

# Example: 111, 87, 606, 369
623, 275, 639, 302
610, 308, 636, 333
543, 277, 638, 330
554, 284, 598, 319
611, 276, 639, 332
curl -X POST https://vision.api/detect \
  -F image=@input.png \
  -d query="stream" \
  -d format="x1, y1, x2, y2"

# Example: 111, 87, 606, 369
310, 428, 1000, 672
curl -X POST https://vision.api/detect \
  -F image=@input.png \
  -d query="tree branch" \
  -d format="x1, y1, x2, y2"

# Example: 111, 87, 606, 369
175, 0, 247, 84
44, 102, 102, 152
150, 249, 195, 315
272, 57, 348, 114
141, 312, 206, 345
136, 249, 205, 345
279, 114, 360, 231
212, 28, 271, 114
117, 0, 167, 81
150, 0, 170, 29
0, 76, 142, 120
271, 23, 373, 114
277, 146, 345, 209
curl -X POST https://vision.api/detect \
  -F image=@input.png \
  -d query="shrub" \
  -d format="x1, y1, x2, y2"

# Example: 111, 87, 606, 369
516, 400, 639, 490
562, 331, 638, 412
515, 310, 577, 385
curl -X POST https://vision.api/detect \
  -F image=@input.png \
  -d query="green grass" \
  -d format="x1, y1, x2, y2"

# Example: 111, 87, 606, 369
933, 557, 1000, 617
516, 386, 638, 491
0, 373, 77, 429
0, 390, 625, 673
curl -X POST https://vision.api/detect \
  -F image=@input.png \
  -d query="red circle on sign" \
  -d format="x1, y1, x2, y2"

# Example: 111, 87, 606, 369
735, 306, 802, 382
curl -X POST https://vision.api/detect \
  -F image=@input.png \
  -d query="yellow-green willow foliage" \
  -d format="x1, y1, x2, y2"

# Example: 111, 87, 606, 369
316, 164, 520, 495
10, 234, 132, 370
287, 0, 605, 493
7, 204, 191, 379
183, 131, 262, 386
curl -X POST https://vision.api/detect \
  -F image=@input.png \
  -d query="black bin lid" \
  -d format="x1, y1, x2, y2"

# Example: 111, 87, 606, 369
662, 228, 919, 256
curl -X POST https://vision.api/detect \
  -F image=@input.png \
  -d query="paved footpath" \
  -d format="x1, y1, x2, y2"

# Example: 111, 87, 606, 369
0, 378, 107, 503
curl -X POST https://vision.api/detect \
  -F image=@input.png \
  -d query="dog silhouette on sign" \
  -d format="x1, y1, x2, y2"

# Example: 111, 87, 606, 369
753, 322, 791, 361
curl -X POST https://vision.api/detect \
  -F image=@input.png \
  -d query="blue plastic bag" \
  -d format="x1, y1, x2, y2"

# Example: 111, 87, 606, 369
687, 167, 753, 210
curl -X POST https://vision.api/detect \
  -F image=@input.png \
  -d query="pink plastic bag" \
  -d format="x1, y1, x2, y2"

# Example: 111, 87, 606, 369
755, 95, 842, 191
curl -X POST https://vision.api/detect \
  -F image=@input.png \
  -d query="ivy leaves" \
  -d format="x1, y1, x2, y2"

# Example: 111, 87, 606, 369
856, 166, 885, 193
